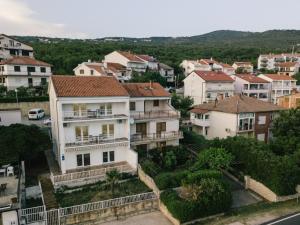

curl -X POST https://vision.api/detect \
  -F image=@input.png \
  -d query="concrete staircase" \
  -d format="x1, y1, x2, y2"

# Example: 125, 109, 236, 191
39, 177, 59, 210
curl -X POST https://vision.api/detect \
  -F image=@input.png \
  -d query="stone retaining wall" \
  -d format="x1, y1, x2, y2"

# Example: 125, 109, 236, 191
0, 101, 50, 116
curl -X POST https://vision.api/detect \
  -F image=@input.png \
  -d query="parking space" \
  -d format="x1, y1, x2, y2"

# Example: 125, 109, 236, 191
21, 115, 50, 127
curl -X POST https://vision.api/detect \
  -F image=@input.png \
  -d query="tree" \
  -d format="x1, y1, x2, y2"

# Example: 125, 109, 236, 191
164, 151, 177, 170
106, 169, 121, 197
195, 147, 233, 170
0, 124, 51, 164
293, 72, 300, 85
130, 71, 167, 87
171, 93, 194, 118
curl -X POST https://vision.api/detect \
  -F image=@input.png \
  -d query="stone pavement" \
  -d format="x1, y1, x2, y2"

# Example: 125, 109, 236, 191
101, 211, 173, 225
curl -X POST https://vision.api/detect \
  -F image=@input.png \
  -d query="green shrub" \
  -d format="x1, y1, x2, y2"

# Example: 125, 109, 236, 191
182, 170, 222, 185
141, 159, 161, 177
0, 96, 49, 103
155, 170, 188, 189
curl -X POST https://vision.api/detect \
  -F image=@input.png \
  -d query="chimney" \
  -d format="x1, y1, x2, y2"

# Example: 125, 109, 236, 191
149, 80, 153, 89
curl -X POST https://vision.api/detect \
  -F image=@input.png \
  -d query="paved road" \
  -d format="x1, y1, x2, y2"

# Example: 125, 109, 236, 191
263, 213, 300, 225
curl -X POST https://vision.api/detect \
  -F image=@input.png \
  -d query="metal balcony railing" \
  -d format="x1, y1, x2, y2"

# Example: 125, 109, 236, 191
65, 135, 128, 148
130, 110, 180, 120
63, 110, 127, 121
131, 131, 183, 143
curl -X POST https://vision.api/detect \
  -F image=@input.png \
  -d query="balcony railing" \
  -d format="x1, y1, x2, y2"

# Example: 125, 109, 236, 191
131, 131, 183, 144
65, 135, 128, 148
131, 110, 180, 120
63, 110, 127, 121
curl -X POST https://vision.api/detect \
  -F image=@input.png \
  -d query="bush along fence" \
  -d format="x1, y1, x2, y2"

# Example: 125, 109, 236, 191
20, 192, 158, 225
137, 164, 230, 225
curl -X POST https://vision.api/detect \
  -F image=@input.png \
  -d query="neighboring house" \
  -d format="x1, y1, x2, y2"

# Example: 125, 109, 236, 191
276, 62, 299, 77
158, 63, 175, 83
190, 95, 283, 142
122, 82, 182, 151
136, 54, 158, 70
180, 58, 235, 76
258, 74, 297, 104
183, 71, 235, 105
232, 62, 254, 73
73, 61, 107, 76
0, 34, 34, 60
258, 53, 300, 71
0, 56, 52, 90
233, 74, 271, 102
277, 91, 300, 109
0, 108, 21, 126
49, 76, 137, 175
104, 51, 147, 73
105, 62, 131, 82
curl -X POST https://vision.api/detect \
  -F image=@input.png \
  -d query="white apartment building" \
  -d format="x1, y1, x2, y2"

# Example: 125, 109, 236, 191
233, 74, 271, 102
190, 95, 283, 142
158, 63, 175, 83
183, 71, 235, 105
122, 83, 182, 151
258, 53, 300, 71
136, 54, 158, 70
73, 60, 132, 82
258, 74, 297, 104
104, 51, 147, 73
49, 76, 137, 179
0, 34, 34, 60
0, 56, 52, 90
232, 62, 254, 73
180, 58, 235, 76
276, 62, 299, 77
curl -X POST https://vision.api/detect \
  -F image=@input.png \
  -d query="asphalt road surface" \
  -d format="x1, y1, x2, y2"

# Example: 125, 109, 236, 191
263, 213, 300, 225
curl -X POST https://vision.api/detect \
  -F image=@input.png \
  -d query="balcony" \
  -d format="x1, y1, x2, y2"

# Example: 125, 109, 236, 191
131, 110, 180, 121
63, 110, 128, 121
65, 135, 129, 149
191, 118, 210, 127
130, 131, 183, 145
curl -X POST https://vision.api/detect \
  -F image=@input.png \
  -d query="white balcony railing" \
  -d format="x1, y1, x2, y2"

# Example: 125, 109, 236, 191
63, 110, 127, 121
65, 135, 128, 148
131, 131, 183, 144
131, 110, 180, 120
191, 118, 210, 127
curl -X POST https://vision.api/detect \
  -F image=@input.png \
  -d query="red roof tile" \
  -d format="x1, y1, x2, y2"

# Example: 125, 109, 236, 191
51, 76, 129, 97
122, 83, 170, 97
117, 51, 144, 62
262, 74, 296, 81
235, 74, 269, 83
86, 65, 107, 75
193, 71, 234, 82
137, 54, 156, 62
0, 56, 51, 66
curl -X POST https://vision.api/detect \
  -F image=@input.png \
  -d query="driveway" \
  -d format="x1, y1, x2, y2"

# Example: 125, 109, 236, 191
262, 213, 300, 225
21, 115, 50, 127
101, 211, 172, 225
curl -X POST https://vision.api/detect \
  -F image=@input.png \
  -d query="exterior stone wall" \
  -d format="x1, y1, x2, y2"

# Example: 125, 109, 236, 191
0, 101, 50, 116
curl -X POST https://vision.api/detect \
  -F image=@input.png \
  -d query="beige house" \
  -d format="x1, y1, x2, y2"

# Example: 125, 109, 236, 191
276, 62, 299, 77
190, 95, 283, 142
277, 91, 300, 109
232, 62, 254, 73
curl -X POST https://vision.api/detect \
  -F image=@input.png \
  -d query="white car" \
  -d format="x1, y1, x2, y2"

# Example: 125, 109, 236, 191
43, 118, 51, 126
28, 108, 45, 120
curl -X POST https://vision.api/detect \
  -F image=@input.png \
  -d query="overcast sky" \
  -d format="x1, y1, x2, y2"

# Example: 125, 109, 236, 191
1, 0, 300, 39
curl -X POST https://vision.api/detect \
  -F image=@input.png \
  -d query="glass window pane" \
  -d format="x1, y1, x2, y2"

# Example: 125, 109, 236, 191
76, 154, 83, 166
84, 154, 90, 166
109, 151, 115, 162
103, 152, 108, 163
102, 124, 108, 135
109, 124, 114, 136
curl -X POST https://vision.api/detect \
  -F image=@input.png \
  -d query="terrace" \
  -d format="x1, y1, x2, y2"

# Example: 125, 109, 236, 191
131, 110, 180, 120
130, 131, 183, 145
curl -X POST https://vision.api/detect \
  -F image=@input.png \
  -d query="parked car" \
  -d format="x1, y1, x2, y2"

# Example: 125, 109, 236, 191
43, 118, 51, 126
28, 108, 45, 120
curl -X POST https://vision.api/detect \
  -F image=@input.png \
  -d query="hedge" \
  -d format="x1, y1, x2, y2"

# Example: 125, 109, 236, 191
0, 96, 49, 103
154, 170, 188, 189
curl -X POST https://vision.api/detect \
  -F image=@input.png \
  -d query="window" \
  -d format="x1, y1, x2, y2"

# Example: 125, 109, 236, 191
76, 153, 90, 167
28, 78, 33, 87
0, 66, 4, 71
206, 93, 211, 98
153, 100, 159, 107
257, 133, 265, 142
204, 114, 209, 120
130, 102, 136, 111
98, 104, 112, 115
80, 69, 84, 74
90, 70, 94, 75
103, 151, 115, 163
239, 113, 254, 131
27, 67, 36, 73
40, 67, 46, 73
14, 66, 21, 72
156, 122, 166, 133
102, 124, 114, 138
41, 78, 47, 85
75, 126, 88, 140
258, 116, 266, 125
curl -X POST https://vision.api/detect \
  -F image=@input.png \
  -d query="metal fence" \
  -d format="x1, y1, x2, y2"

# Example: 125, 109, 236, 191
21, 192, 157, 225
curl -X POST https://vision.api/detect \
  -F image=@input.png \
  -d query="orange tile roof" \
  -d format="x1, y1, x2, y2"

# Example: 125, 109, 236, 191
262, 74, 296, 81
122, 83, 170, 97
117, 51, 144, 62
137, 54, 157, 62
0, 56, 51, 66
191, 95, 284, 114
193, 70, 234, 82
86, 64, 107, 75
234, 62, 253, 66
235, 74, 269, 83
276, 62, 298, 67
106, 63, 127, 72
51, 76, 129, 97
220, 63, 234, 69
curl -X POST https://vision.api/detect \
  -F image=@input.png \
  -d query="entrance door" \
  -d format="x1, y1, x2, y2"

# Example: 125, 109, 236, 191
136, 123, 147, 138
156, 122, 166, 138
75, 126, 88, 142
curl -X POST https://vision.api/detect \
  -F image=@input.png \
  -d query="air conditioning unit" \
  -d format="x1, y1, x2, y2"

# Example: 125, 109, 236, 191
63, 123, 69, 127
225, 128, 231, 133
117, 119, 123, 124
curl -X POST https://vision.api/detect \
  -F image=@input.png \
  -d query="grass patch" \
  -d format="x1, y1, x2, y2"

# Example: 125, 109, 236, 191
55, 178, 150, 207
25, 198, 44, 208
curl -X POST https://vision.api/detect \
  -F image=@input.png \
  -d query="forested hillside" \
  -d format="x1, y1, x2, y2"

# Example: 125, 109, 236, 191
13, 30, 300, 75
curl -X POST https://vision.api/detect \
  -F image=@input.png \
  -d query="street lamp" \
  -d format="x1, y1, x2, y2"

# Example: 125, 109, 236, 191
15, 89, 18, 104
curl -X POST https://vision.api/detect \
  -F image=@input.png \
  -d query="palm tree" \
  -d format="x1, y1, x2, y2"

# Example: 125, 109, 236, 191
106, 169, 121, 197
